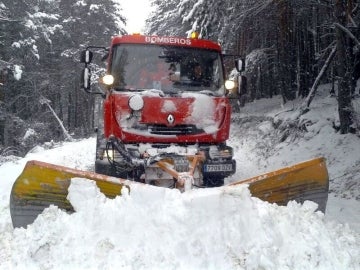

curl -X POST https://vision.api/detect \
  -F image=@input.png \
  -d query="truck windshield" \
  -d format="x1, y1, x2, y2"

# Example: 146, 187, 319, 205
110, 44, 225, 95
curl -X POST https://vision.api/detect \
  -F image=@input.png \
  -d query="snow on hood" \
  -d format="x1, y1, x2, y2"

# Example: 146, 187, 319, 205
182, 92, 218, 132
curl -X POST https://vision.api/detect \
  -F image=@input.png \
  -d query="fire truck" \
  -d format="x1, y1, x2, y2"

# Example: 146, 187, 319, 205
9, 33, 329, 228
81, 33, 243, 189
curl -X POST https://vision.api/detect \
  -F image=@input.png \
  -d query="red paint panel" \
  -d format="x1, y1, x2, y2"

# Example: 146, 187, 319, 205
103, 93, 231, 144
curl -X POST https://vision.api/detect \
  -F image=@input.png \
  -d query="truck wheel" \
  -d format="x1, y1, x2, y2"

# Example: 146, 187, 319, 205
203, 177, 224, 187
95, 125, 128, 179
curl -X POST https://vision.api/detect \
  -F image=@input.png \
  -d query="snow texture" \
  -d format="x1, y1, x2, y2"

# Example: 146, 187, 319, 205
0, 85, 359, 269
13, 65, 23, 81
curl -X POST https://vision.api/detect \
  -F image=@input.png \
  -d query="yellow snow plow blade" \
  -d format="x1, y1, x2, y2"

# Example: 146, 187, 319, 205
230, 157, 329, 212
10, 157, 329, 228
10, 160, 129, 228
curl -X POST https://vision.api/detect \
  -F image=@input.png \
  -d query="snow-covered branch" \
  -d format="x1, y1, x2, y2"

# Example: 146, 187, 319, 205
304, 45, 337, 109
39, 96, 73, 142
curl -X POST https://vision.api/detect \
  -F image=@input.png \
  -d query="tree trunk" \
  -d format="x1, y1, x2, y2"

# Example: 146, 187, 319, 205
335, 0, 353, 134
277, 0, 296, 102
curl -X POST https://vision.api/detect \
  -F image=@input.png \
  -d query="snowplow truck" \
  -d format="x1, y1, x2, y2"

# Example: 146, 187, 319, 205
91, 34, 239, 189
9, 34, 329, 228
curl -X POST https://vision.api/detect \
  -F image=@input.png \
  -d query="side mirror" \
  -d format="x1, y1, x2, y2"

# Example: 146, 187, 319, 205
80, 50, 93, 64
81, 67, 91, 90
235, 59, 245, 72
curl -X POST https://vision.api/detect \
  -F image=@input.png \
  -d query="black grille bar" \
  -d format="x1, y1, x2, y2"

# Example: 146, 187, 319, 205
147, 124, 204, 135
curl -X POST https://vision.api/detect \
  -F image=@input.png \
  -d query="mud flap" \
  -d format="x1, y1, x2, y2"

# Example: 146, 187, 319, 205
230, 157, 329, 212
10, 160, 129, 228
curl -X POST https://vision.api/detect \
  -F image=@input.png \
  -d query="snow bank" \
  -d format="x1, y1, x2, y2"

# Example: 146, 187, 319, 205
1, 180, 359, 269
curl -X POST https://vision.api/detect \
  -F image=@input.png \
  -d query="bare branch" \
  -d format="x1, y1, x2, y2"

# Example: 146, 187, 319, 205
334, 22, 360, 47
347, 15, 357, 27
0, 15, 21, 23
304, 45, 337, 109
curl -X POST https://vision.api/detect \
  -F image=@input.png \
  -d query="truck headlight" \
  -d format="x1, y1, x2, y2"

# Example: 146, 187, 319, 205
101, 74, 114, 85
225, 80, 236, 90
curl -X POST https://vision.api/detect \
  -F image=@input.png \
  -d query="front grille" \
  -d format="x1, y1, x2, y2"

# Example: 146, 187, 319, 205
148, 124, 204, 135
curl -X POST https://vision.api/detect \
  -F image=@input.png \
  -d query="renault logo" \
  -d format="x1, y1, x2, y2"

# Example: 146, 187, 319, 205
167, 114, 175, 124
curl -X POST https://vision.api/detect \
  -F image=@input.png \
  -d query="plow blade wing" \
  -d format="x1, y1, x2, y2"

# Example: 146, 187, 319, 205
10, 157, 329, 228
10, 160, 129, 228
229, 157, 329, 212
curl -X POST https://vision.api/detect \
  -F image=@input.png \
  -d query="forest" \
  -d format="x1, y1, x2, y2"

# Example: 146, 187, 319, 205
1, 0, 359, 157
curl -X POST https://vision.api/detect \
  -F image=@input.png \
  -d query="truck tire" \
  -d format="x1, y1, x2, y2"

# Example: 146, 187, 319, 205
95, 148, 129, 179
94, 124, 128, 179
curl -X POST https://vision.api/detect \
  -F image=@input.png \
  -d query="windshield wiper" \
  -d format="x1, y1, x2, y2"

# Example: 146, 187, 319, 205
142, 89, 166, 97
113, 87, 133, 91
113, 87, 167, 97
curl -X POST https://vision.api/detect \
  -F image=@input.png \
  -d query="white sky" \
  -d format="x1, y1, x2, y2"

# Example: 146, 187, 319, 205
119, 0, 152, 33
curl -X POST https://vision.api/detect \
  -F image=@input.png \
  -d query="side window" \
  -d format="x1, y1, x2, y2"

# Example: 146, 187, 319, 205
212, 56, 223, 88
111, 47, 129, 88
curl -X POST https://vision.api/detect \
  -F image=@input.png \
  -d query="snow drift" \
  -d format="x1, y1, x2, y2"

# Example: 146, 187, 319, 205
1, 85, 359, 269
2, 178, 359, 269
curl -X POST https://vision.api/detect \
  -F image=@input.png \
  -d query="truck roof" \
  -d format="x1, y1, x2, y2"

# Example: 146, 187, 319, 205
111, 34, 222, 52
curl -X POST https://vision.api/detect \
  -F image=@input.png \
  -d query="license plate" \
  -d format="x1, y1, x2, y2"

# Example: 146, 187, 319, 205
204, 164, 233, 172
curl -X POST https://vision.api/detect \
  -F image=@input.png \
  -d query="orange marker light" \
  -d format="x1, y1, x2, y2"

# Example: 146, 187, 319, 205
190, 32, 199, 39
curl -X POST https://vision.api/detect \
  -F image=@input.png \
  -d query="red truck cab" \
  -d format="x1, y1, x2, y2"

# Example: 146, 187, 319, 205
81, 34, 239, 189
